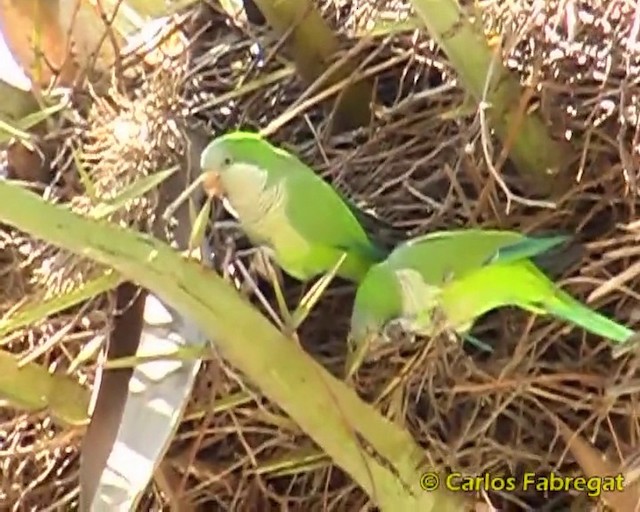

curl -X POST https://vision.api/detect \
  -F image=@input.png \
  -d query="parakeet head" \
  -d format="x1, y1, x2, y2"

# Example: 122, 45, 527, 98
349, 264, 402, 350
200, 131, 280, 197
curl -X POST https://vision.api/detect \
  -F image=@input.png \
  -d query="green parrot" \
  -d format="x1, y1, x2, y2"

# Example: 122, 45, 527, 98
199, 131, 387, 282
348, 229, 636, 365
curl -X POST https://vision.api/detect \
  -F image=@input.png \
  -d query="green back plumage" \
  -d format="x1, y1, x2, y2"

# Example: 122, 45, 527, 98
352, 230, 635, 343
386, 229, 565, 281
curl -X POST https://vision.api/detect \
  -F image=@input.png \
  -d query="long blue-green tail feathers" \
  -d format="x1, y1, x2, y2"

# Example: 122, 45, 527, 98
532, 240, 585, 279
462, 333, 494, 353
487, 235, 569, 266
544, 292, 635, 344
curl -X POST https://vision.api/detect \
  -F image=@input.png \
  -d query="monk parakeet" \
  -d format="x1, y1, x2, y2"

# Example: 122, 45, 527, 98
349, 230, 636, 362
199, 131, 387, 282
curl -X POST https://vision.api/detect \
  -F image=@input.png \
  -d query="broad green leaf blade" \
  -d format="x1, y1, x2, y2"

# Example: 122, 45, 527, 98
0, 349, 90, 426
0, 180, 467, 511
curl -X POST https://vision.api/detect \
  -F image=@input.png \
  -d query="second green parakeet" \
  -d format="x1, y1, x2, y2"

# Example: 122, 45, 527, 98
199, 131, 387, 283
349, 229, 636, 357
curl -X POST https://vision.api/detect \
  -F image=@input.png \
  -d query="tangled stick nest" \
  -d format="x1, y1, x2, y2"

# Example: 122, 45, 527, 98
182, 1, 640, 509
3, 0, 640, 510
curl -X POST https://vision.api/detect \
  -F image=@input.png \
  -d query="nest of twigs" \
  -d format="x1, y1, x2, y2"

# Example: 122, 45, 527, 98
3, 0, 640, 510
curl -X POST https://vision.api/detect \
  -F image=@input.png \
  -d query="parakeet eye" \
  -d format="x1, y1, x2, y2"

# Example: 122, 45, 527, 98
223, 157, 232, 166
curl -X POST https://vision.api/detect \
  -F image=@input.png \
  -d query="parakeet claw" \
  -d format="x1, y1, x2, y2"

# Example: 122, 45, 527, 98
179, 248, 202, 262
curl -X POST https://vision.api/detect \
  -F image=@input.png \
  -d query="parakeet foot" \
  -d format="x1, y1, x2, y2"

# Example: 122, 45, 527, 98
179, 248, 202, 262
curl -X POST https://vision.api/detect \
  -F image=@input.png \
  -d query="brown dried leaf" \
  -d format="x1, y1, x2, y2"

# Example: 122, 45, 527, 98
0, 0, 123, 87
0, 0, 76, 85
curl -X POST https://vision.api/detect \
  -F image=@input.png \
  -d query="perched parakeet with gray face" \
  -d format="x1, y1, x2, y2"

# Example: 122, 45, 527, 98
199, 131, 387, 282
349, 229, 636, 354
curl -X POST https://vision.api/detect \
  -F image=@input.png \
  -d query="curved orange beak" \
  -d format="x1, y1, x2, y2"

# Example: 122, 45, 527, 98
202, 170, 223, 198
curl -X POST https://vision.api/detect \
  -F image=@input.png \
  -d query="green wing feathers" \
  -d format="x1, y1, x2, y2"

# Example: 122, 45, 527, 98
278, 158, 388, 280
391, 230, 524, 270
282, 172, 384, 254
485, 234, 569, 265
389, 229, 576, 285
